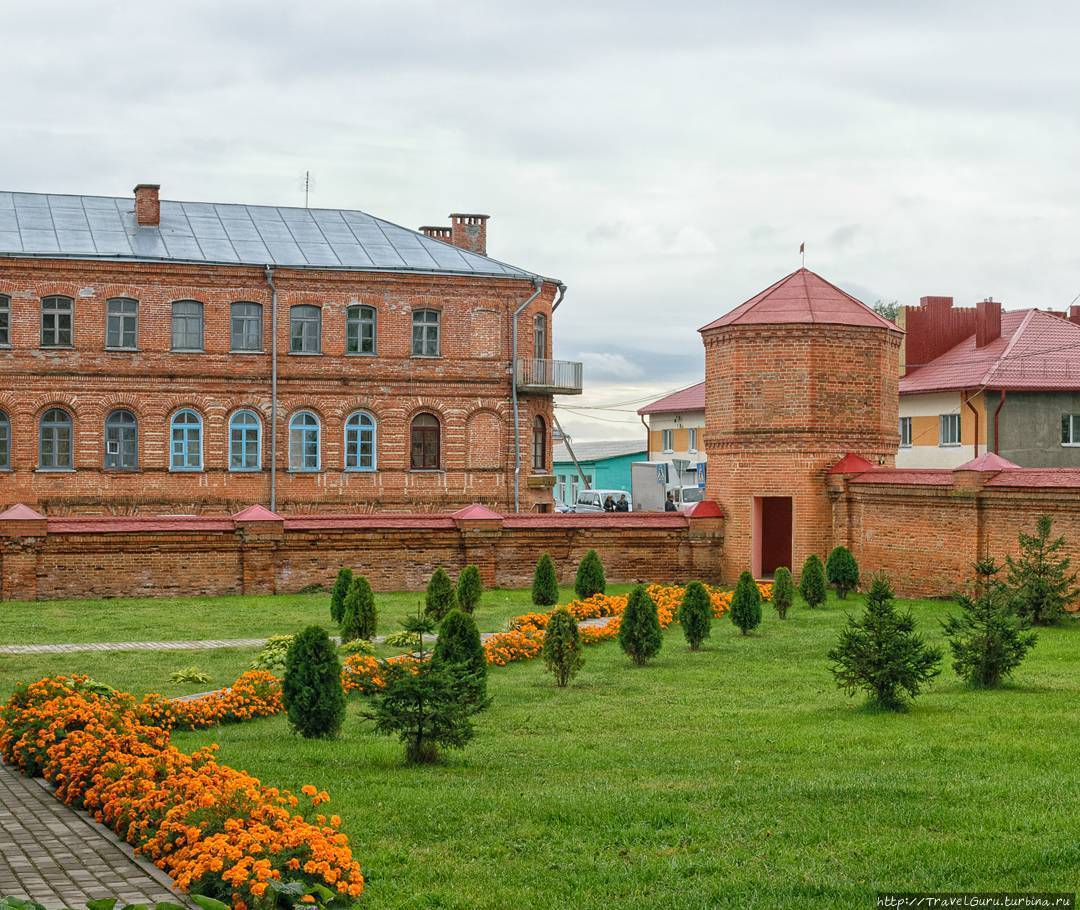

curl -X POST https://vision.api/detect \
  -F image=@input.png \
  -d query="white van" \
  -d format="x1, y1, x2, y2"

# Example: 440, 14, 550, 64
572, 489, 633, 513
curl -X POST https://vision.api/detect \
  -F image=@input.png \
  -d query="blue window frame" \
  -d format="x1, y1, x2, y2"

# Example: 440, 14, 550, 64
170, 409, 203, 471
344, 411, 376, 471
289, 411, 320, 471
0, 411, 9, 469
229, 409, 262, 471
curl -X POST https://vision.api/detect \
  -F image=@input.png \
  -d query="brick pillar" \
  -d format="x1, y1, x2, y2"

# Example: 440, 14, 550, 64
0, 504, 48, 601
233, 505, 285, 595
451, 504, 504, 587
685, 501, 725, 584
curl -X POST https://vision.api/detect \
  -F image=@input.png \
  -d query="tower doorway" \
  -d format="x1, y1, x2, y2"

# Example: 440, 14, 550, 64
753, 496, 793, 578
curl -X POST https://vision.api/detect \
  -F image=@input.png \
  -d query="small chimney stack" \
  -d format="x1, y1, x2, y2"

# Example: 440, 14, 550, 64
133, 184, 161, 227
449, 213, 489, 256
418, 225, 452, 242
1069, 305, 1080, 327
975, 298, 1002, 348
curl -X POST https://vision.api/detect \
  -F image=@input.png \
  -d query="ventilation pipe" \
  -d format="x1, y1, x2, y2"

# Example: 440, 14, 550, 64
512, 278, 545, 512
264, 266, 279, 512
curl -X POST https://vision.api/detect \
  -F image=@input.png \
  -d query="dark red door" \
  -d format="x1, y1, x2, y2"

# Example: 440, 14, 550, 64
760, 497, 793, 577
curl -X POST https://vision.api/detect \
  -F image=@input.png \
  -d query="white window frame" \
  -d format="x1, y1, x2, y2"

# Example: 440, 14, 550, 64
229, 409, 262, 471
1062, 414, 1080, 447
661, 428, 674, 453
289, 411, 321, 471
687, 427, 698, 453
344, 410, 377, 471
939, 413, 961, 447
899, 416, 912, 448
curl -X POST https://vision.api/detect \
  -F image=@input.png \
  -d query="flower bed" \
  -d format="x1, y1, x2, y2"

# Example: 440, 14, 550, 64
0, 674, 363, 909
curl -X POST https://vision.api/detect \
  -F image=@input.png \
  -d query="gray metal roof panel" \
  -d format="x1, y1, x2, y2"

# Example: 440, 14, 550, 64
0, 191, 546, 279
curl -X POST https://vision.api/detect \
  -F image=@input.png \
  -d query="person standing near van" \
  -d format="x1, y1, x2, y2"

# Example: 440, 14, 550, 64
664, 492, 677, 512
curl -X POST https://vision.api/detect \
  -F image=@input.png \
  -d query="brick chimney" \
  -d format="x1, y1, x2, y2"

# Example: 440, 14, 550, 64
975, 298, 1002, 348
133, 184, 161, 227
449, 214, 489, 255
1070, 305, 1080, 327
418, 225, 452, 242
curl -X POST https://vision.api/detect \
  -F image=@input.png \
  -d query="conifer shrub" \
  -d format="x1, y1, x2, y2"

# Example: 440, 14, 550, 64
678, 581, 712, 650
944, 558, 1037, 687
532, 553, 560, 607
826, 546, 860, 599
799, 553, 827, 609
772, 566, 795, 619
425, 567, 458, 622
282, 625, 345, 739
730, 570, 763, 635
340, 575, 377, 642
1006, 514, 1079, 625
433, 609, 488, 707
542, 607, 584, 686
827, 573, 941, 711
456, 565, 483, 615
618, 585, 662, 666
329, 567, 353, 624
574, 549, 607, 599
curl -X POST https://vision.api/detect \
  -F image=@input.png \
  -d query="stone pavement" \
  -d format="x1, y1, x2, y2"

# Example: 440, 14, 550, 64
0, 637, 272, 655
0, 762, 191, 908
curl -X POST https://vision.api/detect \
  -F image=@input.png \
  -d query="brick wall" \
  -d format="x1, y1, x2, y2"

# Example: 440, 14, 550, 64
0, 507, 725, 601
0, 258, 557, 515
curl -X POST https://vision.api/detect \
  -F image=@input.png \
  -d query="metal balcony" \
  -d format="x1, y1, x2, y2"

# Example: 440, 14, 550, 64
514, 359, 583, 395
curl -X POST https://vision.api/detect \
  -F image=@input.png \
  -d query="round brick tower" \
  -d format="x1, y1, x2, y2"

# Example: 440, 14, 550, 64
699, 268, 901, 582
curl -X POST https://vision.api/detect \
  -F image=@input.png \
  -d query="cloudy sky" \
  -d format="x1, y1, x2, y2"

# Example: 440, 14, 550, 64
4, 1, 1080, 441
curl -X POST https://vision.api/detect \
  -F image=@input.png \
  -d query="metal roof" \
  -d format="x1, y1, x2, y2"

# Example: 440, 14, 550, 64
552, 440, 647, 464
638, 381, 706, 415
0, 191, 543, 279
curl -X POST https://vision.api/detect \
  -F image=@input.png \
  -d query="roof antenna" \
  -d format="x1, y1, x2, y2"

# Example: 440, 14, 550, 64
799, 241, 805, 268
299, 170, 315, 209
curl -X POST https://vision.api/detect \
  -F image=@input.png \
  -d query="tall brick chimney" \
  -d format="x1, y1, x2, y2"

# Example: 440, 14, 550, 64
1070, 305, 1080, 327
449, 214, 489, 256
134, 184, 161, 227
975, 298, 1002, 348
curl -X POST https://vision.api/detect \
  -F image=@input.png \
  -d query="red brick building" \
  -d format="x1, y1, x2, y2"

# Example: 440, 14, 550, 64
0, 185, 580, 515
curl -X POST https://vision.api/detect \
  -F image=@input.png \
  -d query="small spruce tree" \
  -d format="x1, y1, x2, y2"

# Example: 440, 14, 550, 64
730, 571, 763, 635
827, 572, 942, 711
532, 553, 559, 607
329, 567, 353, 625
542, 607, 584, 686
772, 566, 795, 619
455, 565, 483, 615
574, 549, 607, 599
425, 567, 458, 622
1006, 514, 1079, 625
678, 581, 712, 650
433, 609, 488, 708
826, 546, 860, 599
282, 625, 346, 739
944, 557, 1037, 688
340, 575, 378, 642
618, 585, 663, 666
800, 553, 828, 609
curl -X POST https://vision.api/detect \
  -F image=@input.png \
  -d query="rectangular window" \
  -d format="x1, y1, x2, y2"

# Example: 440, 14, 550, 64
661, 428, 674, 452
688, 428, 698, 452
412, 309, 440, 357
1062, 414, 1080, 446
557, 475, 566, 504
231, 302, 263, 352
41, 296, 73, 347
939, 413, 961, 446
346, 305, 376, 355
106, 298, 138, 349
290, 306, 322, 354
171, 301, 204, 351
0, 294, 9, 346
570, 474, 579, 504
899, 416, 912, 448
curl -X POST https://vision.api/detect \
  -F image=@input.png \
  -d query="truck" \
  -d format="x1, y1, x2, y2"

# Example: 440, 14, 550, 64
630, 461, 705, 512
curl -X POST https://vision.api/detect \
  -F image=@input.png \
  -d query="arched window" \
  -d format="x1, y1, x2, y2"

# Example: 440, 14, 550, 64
41, 296, 74, 348
344, 411, 376, 471
411, 309, 440, 357
171, 301, 204, 351
534, 313, 547, 359
170, 409, 203, 471
532, 415, 547, 471
229, 409, 262, 471
104, 409, 138, 470
230, 302, 263, 352
410, 412, 440, 470
39, 408, 73, 469
346, 305, 376, 355
0, 411, 9, 469
289, 411, 320, 471
290, 305, 322, 354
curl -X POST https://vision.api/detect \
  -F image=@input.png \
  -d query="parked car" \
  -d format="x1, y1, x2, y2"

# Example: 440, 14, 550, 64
570, 489, 633, 513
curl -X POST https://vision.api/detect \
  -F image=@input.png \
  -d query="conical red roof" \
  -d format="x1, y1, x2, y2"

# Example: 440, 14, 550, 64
700, 268, 898, 332
451, 504, 503, 520
955, 452, 1019, 472
232, 504, 283, 521
0, 503, 45, 521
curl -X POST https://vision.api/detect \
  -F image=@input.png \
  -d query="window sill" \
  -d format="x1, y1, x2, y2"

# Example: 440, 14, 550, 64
104, 467, 140, 473
1062, 443, 1080, 448
230, 350, 265, 355
169, 468, 204, 473
288, 468, 321, 474
170, 349, 205, 354
411, 354, 442, 360
899, 444, 912, 449
105, 347, 140, 353
938, 444, 962, 448
40, 346, 74, 351
346, 351, 377, 357
288, 351, 323, 357
344, 467, 377, 473
0, 344, 12, 350
229, 467, 264, 473
409, 468, 444, 473
35, 468, 75, 473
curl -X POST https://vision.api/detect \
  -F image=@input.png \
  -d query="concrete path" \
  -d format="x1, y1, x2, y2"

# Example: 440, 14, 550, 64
0, 763, 190, 908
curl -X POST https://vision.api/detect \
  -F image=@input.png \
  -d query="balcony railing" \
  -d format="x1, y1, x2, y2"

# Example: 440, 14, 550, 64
515, 358, 583, 395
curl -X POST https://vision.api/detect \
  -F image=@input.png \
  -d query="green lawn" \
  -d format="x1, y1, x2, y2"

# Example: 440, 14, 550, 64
166, 594, 1078, 910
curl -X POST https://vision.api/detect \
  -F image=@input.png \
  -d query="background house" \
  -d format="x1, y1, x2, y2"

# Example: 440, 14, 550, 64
637, 381, 707, 488
552, 439, 646, 507
899, 296, 1080, 467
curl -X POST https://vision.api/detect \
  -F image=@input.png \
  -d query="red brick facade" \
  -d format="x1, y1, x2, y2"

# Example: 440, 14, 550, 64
0, 257, 558, 515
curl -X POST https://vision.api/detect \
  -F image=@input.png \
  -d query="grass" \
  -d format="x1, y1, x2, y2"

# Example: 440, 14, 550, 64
157, 593, 1078, 909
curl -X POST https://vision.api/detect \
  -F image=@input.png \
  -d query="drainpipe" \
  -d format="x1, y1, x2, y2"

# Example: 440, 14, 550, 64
992, 389, 1006, 454
264, 266, 279, 512
640, 414, 651, 459
551, 282, 567, 313
963, 389, 980, 458
512, 277, 545, 513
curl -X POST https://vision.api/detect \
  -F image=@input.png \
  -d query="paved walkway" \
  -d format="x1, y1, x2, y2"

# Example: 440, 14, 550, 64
0, 763, 191, 908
